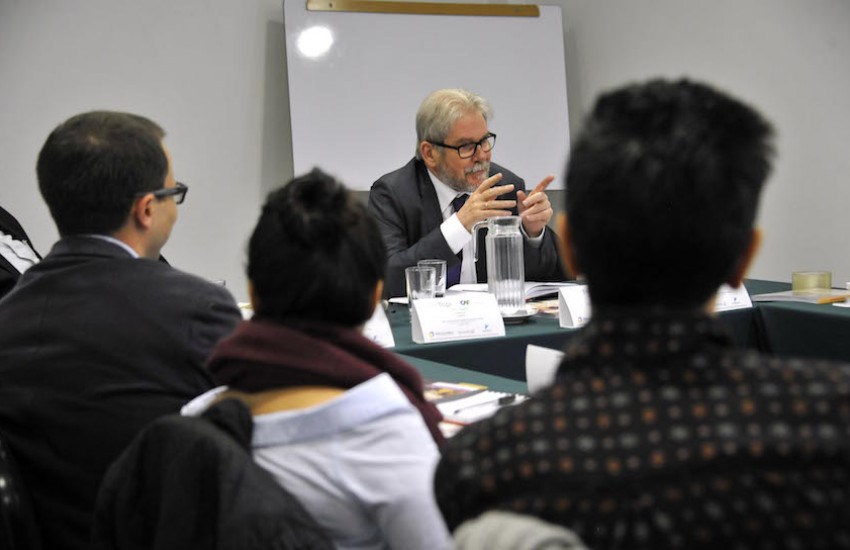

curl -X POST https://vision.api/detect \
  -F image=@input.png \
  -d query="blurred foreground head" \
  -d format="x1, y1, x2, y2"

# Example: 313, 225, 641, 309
562, 78, 775, 308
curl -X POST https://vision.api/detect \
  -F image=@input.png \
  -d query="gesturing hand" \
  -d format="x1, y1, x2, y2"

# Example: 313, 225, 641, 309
455, 173, 516, 232
517, 175, 554, 237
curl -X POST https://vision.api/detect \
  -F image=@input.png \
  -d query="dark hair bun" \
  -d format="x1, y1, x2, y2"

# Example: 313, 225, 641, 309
248, 167, 387, 326
272, 168, 350, 249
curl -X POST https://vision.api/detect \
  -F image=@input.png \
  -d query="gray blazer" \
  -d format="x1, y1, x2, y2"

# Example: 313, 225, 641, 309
369, 158, 565, 297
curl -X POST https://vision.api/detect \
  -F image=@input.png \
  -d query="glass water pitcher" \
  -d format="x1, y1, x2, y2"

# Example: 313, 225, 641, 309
473, 216, 525, 315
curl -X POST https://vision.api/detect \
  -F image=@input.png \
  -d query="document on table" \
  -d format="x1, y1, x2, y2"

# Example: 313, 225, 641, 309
434, 390, 528, 425
450, 281, 576, 301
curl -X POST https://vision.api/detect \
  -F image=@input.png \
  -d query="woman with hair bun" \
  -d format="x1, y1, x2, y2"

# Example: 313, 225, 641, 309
184, 169, 451, 549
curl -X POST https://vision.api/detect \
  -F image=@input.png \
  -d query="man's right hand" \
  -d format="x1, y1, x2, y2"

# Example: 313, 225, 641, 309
455, 173, 516, 232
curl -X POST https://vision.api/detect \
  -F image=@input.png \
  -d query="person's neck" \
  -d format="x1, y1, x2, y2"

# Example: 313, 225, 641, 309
108, 228, 158, 259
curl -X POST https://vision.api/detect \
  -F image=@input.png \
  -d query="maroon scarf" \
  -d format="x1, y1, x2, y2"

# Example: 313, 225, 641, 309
207, 319, 444, 446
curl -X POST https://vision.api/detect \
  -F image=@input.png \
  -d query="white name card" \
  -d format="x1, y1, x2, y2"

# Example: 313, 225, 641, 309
362, 302, 395, 348
411, 292, 505, 344
558, 285, 592, 328
713, 284, 753, 312
525, 344, 564, 394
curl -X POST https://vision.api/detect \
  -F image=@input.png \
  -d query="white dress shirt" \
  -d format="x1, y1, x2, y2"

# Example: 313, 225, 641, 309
0, 231, 39, 274
428, 172, 477, 284
183, 373, 452, 550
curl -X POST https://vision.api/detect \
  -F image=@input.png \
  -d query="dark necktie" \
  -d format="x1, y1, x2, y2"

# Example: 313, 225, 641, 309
446, 194, 469, 287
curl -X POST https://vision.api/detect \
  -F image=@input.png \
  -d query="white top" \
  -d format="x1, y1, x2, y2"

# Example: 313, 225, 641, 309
183, 373, 452, 550
0, 231, 39, 274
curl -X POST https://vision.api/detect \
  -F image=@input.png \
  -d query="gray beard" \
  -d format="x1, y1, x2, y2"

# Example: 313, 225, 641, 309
434, 161, 490, 194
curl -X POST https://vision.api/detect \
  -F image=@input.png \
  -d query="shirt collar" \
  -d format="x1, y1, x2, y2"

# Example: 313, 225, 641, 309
83, 234, 140, 259
427, 168, 467, 216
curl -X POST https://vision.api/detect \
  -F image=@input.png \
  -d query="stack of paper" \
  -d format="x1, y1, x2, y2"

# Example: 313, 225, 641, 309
424, 381, 527, 425
449, 281, 575, 301
751, 289, 850, 305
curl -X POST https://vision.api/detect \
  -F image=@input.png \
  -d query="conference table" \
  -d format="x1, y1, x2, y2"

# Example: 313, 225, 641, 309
403, 355, 528, 394
392, 279, 850, 383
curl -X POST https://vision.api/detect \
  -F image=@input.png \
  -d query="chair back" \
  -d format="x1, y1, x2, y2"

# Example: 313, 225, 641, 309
0, 432, 42, 550
92, 399, 332, 550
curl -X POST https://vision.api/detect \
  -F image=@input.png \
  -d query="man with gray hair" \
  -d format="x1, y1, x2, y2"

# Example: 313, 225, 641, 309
369, 88, 565, 297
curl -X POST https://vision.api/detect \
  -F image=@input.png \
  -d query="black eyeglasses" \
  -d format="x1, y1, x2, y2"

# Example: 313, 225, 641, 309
137, 182, 188, 205
430, 133, 496, 159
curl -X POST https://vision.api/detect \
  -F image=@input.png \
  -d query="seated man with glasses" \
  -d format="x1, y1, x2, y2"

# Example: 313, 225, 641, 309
369, 88, 566, 298
0, 111, 241, 550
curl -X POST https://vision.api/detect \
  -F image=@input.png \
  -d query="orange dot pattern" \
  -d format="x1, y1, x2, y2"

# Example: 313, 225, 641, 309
435, 310, 850, 548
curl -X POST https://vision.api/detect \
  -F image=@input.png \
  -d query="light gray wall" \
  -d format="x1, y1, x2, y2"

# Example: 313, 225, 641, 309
2, 0, 848, 303
558, 0, 850, 288
0, 0, 289, 302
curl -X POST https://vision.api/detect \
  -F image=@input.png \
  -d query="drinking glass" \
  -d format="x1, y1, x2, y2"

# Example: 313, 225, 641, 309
405, 266, 436, 308
418, 259, 447, 297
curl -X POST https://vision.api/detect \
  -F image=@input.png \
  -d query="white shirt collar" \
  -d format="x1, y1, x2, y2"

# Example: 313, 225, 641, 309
181, 373, 414, 447
427, 168, 467, 216
83, 234, 140, 258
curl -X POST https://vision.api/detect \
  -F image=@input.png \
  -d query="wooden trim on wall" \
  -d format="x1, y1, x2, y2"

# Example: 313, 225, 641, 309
306, 0, 539, 17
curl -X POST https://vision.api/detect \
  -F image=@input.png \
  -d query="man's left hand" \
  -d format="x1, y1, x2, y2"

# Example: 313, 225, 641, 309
517, 175, 555, 238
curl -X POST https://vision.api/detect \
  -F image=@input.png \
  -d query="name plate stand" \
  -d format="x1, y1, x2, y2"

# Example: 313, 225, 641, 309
555, 283, 751, 329
411, 292, 505, 344
713, 284, 753, 312
558, 285, 591, 328
362, 302, 395, 348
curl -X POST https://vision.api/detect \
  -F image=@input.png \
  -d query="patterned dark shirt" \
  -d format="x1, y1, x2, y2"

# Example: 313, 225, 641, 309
435, 308, 850, 549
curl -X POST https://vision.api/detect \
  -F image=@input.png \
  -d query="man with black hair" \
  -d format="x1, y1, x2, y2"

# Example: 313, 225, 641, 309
0, 111, 240, 550
435, 79, 850, 548
185, 168, 451, 549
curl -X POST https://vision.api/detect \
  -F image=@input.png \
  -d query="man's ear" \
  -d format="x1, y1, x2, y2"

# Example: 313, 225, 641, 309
130, 194, 156, 231
727, 228, 762, 288
558, 213, 580, 279
420, 141, 439, 170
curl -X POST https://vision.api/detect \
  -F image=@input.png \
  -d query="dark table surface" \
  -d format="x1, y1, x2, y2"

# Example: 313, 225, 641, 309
388, 279, 807, 381
753, 282, 850, 363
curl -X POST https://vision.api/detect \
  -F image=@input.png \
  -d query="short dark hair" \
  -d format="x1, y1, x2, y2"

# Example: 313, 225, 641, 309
37, 111, 167, 236
248, 168, 386, 326
564, 79, 775, 308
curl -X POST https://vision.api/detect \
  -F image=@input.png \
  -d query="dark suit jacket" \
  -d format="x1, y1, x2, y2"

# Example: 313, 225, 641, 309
0, 236, 241, 550
369, 158, 565, 297
0, 205, 40, 300
92, 400, 333, 550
